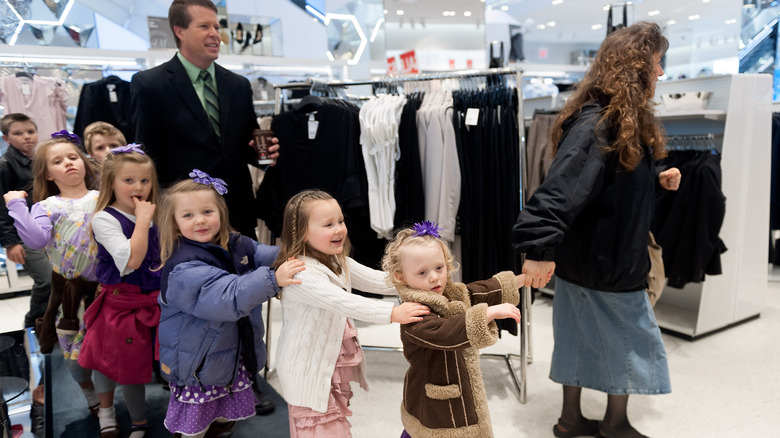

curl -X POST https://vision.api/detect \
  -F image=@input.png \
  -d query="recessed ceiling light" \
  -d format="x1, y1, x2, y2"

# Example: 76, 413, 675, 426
603, 5, 610, 11
547, 21, 556, 27
396, 10, 405, 16
591, 24, 603, 30
725, 18, 737, 24
383, 9, 388, 14
648, 10, 660, 16
537, 24, 546, 30
666, 19, 677, 25
688, 14, 701, 21
702, 0, 711, 3
552, 0, 564, 5
501, 5, 509, 11
464, 11, 472, 17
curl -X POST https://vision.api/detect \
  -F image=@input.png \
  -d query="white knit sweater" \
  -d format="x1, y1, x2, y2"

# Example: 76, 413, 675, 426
276, 256, 397, 413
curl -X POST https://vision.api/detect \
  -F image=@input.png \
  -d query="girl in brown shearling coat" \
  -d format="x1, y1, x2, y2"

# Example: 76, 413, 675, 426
382, 223, 524, 438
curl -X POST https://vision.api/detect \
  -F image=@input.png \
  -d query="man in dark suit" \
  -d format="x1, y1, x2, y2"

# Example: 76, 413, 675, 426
129, 0, 278, 414
130, 0, 278, 239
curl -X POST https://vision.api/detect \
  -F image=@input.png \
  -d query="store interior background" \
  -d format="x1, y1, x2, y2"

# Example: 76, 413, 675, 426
1, 0, 780, 437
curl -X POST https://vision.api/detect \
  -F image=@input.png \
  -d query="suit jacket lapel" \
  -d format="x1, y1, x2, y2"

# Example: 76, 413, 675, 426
165, 56, 213, 138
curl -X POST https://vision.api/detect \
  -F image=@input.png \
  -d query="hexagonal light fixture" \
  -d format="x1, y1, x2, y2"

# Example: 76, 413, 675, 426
305, 6, 368, 66
324, 13, 367, 65
3, 0, 76, 45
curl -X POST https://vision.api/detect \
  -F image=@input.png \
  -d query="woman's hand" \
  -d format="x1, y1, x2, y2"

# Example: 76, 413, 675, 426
659, 167, 681, 191
522, 259, 555, 288
274, 257, 305, 287
486, 303, 522, 323
391, 301, 430, 323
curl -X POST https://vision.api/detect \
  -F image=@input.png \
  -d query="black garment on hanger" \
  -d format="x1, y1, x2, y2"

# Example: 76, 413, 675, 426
452, 87, 521, 335
652, 150, 727, 288
258, 99, 385, 269
74, 75, 134, 143
606, 5, 628, 35
394, 96, 425, 229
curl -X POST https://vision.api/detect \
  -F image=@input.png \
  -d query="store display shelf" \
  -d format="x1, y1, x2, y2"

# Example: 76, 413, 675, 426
653, 301, 698, 338
657, 109, 727, 121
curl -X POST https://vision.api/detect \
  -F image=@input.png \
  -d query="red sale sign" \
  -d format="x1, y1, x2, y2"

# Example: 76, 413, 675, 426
387, 56, 398, 76
399, 50, 419, 74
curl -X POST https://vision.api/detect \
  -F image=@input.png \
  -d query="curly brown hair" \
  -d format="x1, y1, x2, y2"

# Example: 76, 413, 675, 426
550, 21, 669, 171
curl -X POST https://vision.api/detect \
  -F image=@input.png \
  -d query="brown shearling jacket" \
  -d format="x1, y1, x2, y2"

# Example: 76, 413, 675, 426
398, 271, 519, 438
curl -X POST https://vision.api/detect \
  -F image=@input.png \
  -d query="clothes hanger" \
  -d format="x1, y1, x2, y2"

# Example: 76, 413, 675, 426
15, 70, 33, 80
293, 94, 324, 114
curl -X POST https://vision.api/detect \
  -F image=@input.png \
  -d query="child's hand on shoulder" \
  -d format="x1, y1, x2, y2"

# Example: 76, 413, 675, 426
486, 303, 522, 324
132, 198, 155, 222
391, 301, 430, 324
3, 191, 27, 206
275, 257, 305, 287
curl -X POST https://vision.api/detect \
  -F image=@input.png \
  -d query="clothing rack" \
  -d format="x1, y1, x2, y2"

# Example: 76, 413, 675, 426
665, 133, 723, 152
265, 67, 534, 403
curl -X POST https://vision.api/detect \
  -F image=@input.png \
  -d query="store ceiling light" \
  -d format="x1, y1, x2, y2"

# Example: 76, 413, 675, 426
688, 14, 701, 21
501, 6, 509, 11
464, 11, 472, 17
648, 10, 660, 16
591, 24, 602, 30
396, 10, 405, 16
725, 18, 737, 24
552, 0, 564, 5
547, 21, 556, 27
323, 13, 368, 65
370, 18, 384, 43
666, 19, 677, 25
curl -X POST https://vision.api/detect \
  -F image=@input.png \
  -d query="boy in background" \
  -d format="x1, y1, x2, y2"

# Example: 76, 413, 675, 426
0, 113, 52, 328
83, 121, 126, 164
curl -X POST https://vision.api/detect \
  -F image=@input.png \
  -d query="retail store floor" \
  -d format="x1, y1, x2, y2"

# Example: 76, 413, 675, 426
1, 270, 779, 437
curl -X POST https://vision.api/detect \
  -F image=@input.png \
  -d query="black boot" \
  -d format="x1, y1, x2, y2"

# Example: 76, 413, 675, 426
254, 386, 275, 415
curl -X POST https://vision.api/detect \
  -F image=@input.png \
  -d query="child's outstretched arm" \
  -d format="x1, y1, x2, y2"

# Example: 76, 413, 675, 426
126, 198, 155, 270
400, 302, 498, 351
4, 192, 53, 249
283, 267, 426, 325
486, 303, 522, 324
275, 257, 305, 287
165, 260, 280, 322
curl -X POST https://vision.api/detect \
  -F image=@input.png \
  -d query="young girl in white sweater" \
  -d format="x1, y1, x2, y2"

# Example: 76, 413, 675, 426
273, 189, 429, 437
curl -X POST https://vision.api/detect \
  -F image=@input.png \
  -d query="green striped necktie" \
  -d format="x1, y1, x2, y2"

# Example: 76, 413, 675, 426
199, 69, 221, 140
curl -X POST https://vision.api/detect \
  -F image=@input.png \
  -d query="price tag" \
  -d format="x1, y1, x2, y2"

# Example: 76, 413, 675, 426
465, 108, 480, 126
20, 79, 31, 95
107, 84, 118, 103
307, 112, 319, 140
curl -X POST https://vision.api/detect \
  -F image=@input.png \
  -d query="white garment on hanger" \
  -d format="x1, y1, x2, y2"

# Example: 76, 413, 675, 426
416, 90, 461, 242
359, 94, 406, 239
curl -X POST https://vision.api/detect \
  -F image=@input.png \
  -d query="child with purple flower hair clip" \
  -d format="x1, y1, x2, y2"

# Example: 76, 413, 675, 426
155, 171, 305, 438
381, 221, 526, 438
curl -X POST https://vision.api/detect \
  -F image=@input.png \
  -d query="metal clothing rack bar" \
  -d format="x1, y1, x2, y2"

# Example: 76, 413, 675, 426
265, 67, 533, 403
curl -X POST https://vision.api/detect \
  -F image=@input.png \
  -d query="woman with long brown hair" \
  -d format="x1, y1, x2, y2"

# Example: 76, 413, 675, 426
512, 21, 681, 438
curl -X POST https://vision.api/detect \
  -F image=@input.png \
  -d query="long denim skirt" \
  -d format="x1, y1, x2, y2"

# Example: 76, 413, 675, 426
549, 277, 671, 395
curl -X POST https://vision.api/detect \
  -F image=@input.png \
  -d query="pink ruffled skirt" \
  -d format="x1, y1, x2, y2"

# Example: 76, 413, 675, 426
288, 320, 363, 438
